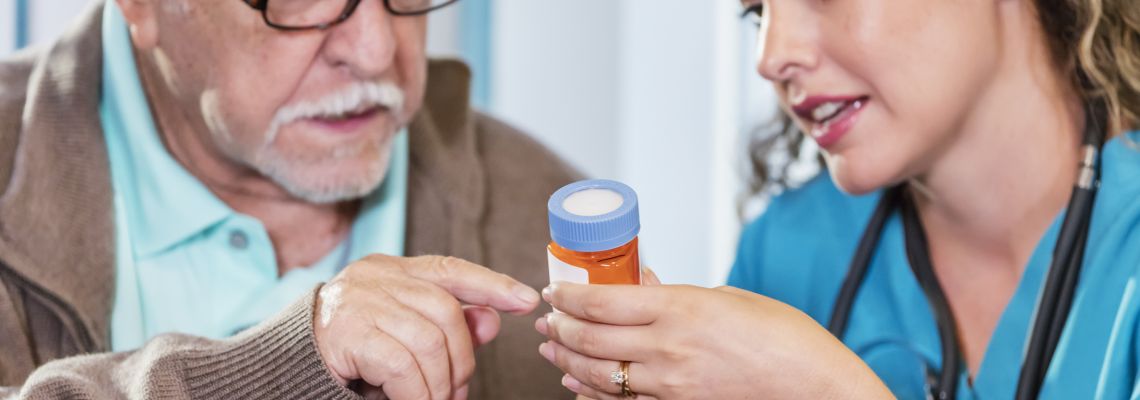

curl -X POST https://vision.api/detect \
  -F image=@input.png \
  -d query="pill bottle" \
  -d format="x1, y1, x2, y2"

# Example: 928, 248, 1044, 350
547, 179, 641, 285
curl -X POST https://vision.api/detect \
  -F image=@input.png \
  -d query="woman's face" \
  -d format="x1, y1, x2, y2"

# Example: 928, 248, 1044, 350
748, 0, 1006, 194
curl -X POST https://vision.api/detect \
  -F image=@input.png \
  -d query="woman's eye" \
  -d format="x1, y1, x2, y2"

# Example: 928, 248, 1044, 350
741, 3, 765, 26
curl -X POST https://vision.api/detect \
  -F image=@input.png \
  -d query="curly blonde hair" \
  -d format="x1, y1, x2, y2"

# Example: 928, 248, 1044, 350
1044, 0, 1140, 135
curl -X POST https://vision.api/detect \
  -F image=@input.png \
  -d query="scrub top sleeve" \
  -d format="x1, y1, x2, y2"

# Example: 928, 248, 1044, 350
727, 215, 769, 291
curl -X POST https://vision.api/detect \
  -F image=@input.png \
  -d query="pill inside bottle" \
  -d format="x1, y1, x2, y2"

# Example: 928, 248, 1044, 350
547, 179, 641, 285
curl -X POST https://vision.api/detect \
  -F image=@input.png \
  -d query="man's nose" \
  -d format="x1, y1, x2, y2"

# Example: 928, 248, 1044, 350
755, 5, 819, 84
321, 0, 400, 79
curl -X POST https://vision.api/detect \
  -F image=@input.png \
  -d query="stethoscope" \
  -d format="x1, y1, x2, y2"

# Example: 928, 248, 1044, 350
826, 101, 1106, 400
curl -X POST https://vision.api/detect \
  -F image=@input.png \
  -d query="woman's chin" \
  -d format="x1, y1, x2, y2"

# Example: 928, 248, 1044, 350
827, 162, 896, 196
823, 146, 914, 195
832, 178, 882, 196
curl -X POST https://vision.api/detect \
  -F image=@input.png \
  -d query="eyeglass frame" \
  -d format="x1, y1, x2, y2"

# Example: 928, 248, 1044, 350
241, 0, 461, 31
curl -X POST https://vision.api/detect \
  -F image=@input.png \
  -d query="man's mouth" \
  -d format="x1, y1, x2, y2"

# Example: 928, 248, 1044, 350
311, 104, 386, 123
299, 104, 394, 136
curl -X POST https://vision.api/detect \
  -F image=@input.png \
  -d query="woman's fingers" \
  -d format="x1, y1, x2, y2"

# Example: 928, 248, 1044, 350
543, 283, 663, 325
539, 340, 656, 399
562, 375, 659, 400
641, 266, 661, 285
537, 313, 651, 362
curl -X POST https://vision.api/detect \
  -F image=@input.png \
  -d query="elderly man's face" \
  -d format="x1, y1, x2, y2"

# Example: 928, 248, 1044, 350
125, 0, 427, 203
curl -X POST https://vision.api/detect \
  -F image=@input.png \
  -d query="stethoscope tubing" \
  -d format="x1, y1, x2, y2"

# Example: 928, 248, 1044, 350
826, 102, 1105, 400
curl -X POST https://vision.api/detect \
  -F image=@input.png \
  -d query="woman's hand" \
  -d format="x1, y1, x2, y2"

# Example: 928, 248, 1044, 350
535, 283, 893, 400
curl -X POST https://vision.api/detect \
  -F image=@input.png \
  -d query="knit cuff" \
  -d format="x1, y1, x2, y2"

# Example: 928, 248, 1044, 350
181, 286, 360, 400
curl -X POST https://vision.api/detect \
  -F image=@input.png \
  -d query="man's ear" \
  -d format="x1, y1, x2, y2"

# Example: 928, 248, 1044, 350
115, 0, 159, 50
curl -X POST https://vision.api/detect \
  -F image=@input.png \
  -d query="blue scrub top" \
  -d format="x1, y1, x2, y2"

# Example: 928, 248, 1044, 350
729, 132, 1140, 399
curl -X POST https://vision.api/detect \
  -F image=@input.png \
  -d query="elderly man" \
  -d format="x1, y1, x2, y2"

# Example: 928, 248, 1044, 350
0, 0, 577, 398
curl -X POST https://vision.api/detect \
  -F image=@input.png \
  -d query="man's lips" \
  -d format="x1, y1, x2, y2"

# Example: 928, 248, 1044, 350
309, 105, 385, 123
304, 105, 388, 134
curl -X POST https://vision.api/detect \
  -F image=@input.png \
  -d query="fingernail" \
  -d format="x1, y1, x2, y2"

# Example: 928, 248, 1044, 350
535, 314, 549, 335
539, 342, 555, 363
542, 285, 554, 302
515, 286, 540, 305
562, 374, 581, 391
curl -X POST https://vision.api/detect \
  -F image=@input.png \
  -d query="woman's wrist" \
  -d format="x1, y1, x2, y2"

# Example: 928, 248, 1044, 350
819, 350, 895, 400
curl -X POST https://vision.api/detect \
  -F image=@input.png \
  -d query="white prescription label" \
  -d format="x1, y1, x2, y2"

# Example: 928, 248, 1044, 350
548, 250, 589, 286
549, 249, 588, 287
548, 250, 589, 313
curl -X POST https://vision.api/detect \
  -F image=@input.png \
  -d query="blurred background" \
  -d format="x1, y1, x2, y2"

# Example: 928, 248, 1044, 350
0, 0, 786, 287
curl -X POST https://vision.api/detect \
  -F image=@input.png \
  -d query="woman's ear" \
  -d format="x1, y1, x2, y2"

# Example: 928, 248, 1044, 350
115, 0, 159, 50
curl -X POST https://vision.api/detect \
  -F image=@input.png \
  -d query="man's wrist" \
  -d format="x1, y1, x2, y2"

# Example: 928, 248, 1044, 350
180, 287, 358, 400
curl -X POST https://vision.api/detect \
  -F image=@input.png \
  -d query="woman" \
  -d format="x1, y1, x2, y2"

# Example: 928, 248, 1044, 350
535, 0, 1140, 398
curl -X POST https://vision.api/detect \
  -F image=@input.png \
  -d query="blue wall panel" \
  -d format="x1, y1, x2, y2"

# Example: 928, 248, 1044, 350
458, 0, 491, 109
15, 0, 28, 49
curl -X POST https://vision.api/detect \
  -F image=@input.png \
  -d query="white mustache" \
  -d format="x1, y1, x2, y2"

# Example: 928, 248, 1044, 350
265, 82, 405, 144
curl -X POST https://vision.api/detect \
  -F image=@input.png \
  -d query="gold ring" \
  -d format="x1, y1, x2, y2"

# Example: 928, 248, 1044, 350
620, 361, 637, 398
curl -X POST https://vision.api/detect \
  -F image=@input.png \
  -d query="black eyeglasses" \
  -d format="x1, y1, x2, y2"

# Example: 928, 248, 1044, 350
243, 0, 461, 31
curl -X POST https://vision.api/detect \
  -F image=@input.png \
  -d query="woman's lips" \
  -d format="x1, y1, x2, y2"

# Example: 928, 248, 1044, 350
790, 95, 870, 149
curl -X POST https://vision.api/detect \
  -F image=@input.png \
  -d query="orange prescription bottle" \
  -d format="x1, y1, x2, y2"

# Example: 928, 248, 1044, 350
547, 179, 641, 286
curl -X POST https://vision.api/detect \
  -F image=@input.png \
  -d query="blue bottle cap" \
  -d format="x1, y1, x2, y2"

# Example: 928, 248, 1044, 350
548, 179, 640, 252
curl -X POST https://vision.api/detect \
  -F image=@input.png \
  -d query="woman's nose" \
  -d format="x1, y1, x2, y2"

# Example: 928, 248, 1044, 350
755, 4, 819, 84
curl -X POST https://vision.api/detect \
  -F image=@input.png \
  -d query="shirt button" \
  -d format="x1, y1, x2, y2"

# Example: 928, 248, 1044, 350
229, 230, 249, 250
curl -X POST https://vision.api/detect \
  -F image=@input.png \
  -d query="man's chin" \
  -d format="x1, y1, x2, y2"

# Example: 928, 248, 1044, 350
261, 159, 390, 204
276, 175, 386, 204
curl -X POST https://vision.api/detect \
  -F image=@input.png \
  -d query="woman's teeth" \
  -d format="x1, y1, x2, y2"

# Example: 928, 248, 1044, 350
811, 101, 845, 123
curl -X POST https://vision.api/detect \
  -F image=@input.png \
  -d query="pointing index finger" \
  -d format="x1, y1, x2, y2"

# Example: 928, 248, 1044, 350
402, 255, 541, 315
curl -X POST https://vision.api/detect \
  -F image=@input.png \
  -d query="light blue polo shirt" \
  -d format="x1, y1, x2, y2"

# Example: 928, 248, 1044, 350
100, 3, 408, 352
730, 132, 1140, 399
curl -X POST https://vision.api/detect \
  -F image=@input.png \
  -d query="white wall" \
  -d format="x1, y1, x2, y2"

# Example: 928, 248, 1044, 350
490, 1, 779, 286
426, 5, 463, 58
617, 0, 736, 286
489, 0, 623, 180
28, 0, 95, 48
0, 0, 12, 54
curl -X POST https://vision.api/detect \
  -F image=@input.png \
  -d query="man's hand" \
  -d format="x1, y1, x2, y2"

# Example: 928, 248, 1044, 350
314, 255, 542, 400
